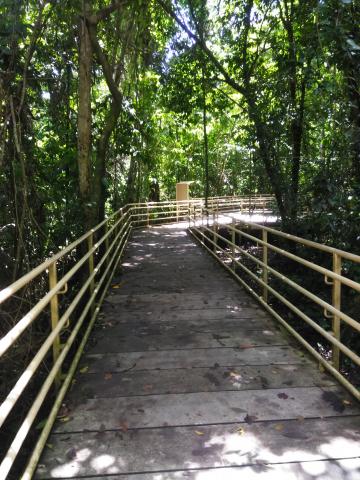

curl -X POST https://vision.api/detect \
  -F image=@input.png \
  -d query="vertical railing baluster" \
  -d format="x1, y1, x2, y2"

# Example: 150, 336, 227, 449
49, 261, 61, 387
88, 231, 95, 314
231, 218, 235, 270
332, 253, 342, 370
105, 219, 110, 267
262, 230, 268, 303
213, 211, 217, 253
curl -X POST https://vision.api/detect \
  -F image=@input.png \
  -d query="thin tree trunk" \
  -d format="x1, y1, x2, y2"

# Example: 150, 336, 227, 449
201, 62, 209, 208
77, 0, 93, 231
125, 156, 138, 203
94, 100, 122, 223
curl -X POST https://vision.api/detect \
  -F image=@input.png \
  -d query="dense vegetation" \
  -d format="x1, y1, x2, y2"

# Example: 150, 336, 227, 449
1, 0, 359, 285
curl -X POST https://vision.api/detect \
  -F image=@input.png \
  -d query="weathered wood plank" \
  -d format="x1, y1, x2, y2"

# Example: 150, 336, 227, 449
104, 292, 255, 309
80, 346, 311, 373
35, 417, 360, 479
97, 314, 272, 331
88, 328, 286, 353
39, 460, 360, 480
90, 318, 280, 340
55, 386, 358, 433
72, 364, 334, 399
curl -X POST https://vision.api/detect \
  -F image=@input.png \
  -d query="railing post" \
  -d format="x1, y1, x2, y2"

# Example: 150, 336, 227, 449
212, 210, 217, 253
49, 261, 61, 387
332, 253, 342, 370
262, 230, 268, 303
104, 219, 110, 267
117, 209, 122, 236
231, 218, 235, 270
147, 205, 150, 227
87, 231, 95, 314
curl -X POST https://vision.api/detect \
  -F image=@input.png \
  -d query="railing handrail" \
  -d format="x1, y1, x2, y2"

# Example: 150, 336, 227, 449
218, 212, 360, 263
188, 206, 360, 404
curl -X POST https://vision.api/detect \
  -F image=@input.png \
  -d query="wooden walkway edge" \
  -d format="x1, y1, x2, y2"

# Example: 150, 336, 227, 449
36, 224, 360, 479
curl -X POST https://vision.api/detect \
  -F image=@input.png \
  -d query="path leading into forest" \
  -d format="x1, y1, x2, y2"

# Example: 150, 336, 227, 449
36, 224, 360, 479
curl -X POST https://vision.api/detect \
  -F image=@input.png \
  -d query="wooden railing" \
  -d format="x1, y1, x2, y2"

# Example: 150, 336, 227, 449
188, 207, 360, 402
0, 195, 274, 479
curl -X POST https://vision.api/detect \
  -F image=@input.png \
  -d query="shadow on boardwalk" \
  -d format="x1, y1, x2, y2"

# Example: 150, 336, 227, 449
36, 224, 360, 479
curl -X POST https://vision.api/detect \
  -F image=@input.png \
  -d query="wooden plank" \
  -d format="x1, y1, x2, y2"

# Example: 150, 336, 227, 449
80, 346, 311, 373
116, 280, 241, 295
115, 282, 241, 295
36, 459, 360, 480
99, 308, 271, 324
54, 386, 359, 433
91, 318, 278, 339
35, 417, 360, 479
104, 292, 258, 309
72, 364, 335, 399
88, 329, 287, 354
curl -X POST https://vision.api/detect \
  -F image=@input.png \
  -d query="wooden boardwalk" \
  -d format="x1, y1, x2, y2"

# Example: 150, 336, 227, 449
36, 224, 360, 479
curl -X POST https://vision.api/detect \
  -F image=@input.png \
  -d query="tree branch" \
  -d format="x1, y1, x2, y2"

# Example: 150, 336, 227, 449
88, 0, 129, 24
87, 22, 123, 104
156, 0, 246, 95
19, 1, 51, 116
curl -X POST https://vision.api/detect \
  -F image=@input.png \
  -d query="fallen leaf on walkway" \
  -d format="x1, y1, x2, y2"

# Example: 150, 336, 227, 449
275, 424, 284, 431
343, 399, 351, 406
244, 414, 258, 424
119, 421, 129, 432
104, 372, 113, 380
234, 427, 245, 435
195, 431, 205, 436
57, 404, 70, 419
239, 344, 254, 349
143, 384, 153, 391
79, 366, 89, 374
112, 283, 123, 289
277, 392, 289, 400
296, 416, 305, 422
59, 416, 70, 423
66, 447, 77, 461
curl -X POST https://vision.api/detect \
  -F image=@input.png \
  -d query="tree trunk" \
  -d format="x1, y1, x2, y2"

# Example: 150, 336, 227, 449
125, 156, 138, 203
77, 0, 93, 231
94, 100, 122, 223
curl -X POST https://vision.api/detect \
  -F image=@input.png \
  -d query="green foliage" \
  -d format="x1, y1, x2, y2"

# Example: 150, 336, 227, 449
0, 0, 360, 283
